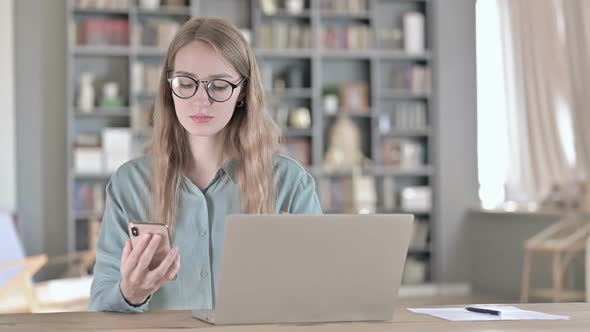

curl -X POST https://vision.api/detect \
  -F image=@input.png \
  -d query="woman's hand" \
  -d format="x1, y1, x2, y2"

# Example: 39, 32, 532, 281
119, 233, 180, 306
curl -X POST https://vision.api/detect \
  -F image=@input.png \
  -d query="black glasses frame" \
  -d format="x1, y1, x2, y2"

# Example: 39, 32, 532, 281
167, 75, 246, 102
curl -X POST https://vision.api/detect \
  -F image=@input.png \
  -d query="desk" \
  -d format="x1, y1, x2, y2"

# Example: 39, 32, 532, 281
0, 303, 588, 332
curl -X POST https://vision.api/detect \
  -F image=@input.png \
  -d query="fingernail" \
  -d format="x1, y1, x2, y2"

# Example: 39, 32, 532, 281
143, 233, 151, 240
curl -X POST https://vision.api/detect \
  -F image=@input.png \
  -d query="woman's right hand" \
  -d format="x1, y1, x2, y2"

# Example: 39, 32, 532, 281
119, 233, 180, 306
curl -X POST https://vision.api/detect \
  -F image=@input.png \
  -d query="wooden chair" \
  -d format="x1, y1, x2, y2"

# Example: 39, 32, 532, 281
520, 216, 590, 302
0, 212, 96, 313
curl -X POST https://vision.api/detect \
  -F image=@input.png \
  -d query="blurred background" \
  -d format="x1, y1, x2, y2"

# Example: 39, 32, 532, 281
1, 0, 589, 313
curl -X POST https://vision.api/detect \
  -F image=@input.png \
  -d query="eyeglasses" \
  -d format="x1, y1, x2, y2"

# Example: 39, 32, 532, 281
167, 75, 246, 102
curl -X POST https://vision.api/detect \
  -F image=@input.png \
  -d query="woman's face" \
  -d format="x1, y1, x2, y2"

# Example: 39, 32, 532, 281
171, 40, 243, 137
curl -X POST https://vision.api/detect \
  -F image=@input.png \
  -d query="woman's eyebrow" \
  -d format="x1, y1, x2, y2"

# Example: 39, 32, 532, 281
174, 70, 233, 79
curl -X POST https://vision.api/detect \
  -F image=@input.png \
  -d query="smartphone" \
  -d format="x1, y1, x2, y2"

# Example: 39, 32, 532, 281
128, 221, 172, 270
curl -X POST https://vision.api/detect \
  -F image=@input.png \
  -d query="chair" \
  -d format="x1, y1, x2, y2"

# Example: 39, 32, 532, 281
520, 216, 590, 302
0, 212, 96, 313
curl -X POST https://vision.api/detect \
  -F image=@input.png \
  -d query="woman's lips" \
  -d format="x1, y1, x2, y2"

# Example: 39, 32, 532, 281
190, 115, 214, 123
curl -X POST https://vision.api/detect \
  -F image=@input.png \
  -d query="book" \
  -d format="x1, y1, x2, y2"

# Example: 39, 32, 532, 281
382, 138, 424, 168
339, 81, 369, 113
381, 176, 396, 210
78, 18, 129, 46
401, 186, 432, 212
102, 128, 131, 173
391, 65, 431, 94
410, 219, 430, 251
394, 101, 428, 130
403, 257, 427, 284
284, 138, 310, 166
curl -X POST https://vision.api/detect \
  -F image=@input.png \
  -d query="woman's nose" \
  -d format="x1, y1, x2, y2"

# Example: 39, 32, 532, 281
192, 83, 211, 105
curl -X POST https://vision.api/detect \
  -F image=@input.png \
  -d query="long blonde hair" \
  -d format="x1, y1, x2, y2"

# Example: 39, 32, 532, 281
151, 17, 281, 232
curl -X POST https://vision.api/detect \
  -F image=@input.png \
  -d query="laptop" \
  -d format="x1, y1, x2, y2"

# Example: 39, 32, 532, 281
192, 214, 414, 325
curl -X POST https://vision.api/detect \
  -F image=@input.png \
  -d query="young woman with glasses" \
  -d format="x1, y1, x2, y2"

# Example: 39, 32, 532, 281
89, 17, 322, 312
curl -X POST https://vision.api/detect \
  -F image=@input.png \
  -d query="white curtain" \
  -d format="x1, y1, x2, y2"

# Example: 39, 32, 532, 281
493, 0, 590, 204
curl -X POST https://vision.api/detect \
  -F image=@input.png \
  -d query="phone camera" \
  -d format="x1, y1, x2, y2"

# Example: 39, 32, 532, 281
131, 226, 139, 237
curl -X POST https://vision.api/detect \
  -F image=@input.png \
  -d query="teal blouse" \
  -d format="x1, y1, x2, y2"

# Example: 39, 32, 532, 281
89, 155, 322, 312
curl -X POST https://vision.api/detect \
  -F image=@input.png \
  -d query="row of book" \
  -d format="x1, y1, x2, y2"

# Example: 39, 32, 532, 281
75, 0, 188, 10
284, 138, 311, 166
74, 128, 136, 175
321, 24, 373, 50
391, 65, 431, 94
403, 257, 429, 284
74, 18, 180, 48
139, 19, 180, 48
320, 0, 369, 13
378, 102, 428, 133
76, 219, 101, 253
319, 175, 432, 212
76, 18, 129, 46
132, 62, 162, 96
76, 0, 130, 9
75, 182, 105, 213
382, 138, 428, 169
257, 22, 312, 49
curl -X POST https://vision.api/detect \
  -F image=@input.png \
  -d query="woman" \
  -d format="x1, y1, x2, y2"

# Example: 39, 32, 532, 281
89, 17, 322, 312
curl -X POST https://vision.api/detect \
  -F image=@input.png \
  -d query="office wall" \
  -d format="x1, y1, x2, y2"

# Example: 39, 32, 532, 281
0, 0, 16, 212
14, 0, 68, 263
432, 0, 479, 283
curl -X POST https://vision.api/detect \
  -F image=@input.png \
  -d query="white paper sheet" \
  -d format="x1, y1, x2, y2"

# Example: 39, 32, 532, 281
407, 306, 570, 321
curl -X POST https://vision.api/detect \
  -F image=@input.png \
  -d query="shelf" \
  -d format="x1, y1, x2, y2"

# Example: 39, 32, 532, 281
67, 0, 438, 276
380, 90, 431, 100
408, 248, 431, 256
73, 7, 130, 15
268, 88, 313, 98
371, 165, 433, 176
283, 128, 313, 137
321, 49, 432, 60
135, 92, 157, 100
381, 128, 431, 137
254, 49, 431, 60
261, 9, 312, 19
136, 47, 167, 56
320, 50, 373, 59
320, 11, 371, 20
324, 111, 373, 118
377, 50, 432, 61
74, 108, 131, 117
72, 46, 131, 56
310, 165, 433, 177
136, 6, 191, 16
255, 48, 313, 58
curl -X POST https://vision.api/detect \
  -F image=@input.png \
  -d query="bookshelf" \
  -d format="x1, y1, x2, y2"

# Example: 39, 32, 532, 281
67, 0, 436, 285
66, 0, 193, 261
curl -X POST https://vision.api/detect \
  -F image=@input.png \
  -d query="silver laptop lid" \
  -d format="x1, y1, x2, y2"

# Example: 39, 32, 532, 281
213, 214, 414, 325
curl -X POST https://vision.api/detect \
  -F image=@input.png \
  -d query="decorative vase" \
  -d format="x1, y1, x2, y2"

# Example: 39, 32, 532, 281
77, 72, 95, 113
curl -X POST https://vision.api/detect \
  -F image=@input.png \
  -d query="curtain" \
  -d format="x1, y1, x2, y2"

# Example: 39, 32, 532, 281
497, 0, 588, 203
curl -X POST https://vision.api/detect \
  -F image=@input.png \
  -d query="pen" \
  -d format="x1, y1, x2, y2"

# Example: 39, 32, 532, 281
466, 307, 501, 316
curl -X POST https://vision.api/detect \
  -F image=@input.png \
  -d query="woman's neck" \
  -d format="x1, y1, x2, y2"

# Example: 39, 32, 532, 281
186, 131, 229, 190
